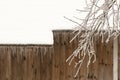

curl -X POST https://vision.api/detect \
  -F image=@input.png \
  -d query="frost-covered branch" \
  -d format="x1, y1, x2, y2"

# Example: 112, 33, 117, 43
66, 0, 120, 77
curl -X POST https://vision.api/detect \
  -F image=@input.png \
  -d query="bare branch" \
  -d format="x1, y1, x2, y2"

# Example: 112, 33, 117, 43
65, 0, 120, 77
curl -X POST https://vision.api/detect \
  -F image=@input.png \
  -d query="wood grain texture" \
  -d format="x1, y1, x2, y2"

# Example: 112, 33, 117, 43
0, 45, 53, 80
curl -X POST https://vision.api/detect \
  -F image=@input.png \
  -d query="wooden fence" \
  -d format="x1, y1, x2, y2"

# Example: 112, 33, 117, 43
0, 30, 119, 80
0, 45, 53, 80
52, 30, 113, 80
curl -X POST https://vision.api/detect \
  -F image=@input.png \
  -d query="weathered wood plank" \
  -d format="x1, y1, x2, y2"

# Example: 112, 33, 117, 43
107, 39, 113, 80
52, 32, 60, 80
97, 37, 104, 80
59, 32, 66, 80
65, 32, 74, 80
22, 46, 28, 80
118, 36, 120, 80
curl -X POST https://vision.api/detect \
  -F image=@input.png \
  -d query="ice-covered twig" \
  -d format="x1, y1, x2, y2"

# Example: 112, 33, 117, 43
66, 0, 120, 77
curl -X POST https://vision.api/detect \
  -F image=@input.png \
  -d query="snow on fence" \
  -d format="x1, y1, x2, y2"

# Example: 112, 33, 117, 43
0, 30, 120, 80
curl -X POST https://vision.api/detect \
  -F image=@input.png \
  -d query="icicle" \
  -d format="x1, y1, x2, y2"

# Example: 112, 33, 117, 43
44, 47, 47, 56
40, 47, 44, 63
49, 47, 53, 59
36, 47, 39, 55
63, 32, 66, 44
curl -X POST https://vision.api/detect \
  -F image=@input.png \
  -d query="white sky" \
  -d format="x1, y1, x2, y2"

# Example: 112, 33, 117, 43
0, 0, 86, 44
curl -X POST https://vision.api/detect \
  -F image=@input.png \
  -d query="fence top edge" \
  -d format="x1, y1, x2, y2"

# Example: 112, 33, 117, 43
0, 44, 53, 47
52, 29, 74, 32
52, 29, 120, 32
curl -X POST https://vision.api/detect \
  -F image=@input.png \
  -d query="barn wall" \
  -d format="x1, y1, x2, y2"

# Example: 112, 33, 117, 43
0, 30, 116, 80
